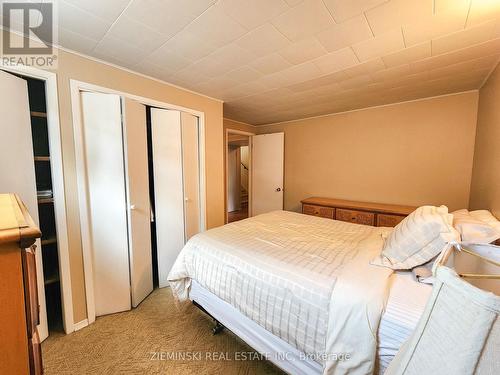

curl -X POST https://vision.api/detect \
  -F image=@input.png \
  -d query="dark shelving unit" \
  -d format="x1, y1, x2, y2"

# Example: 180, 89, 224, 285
18, 74, 64, 333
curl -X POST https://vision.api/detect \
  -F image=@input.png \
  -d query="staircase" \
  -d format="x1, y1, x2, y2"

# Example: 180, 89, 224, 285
240, 187, 248, 207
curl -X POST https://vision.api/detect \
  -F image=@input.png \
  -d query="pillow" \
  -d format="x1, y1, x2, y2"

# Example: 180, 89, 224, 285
452, 209, 500, 244
371, 205, 459, 270
470, 210, 500, 231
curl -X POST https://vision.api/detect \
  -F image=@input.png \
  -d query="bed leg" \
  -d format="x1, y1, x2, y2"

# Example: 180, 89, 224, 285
212, 320, 225, 335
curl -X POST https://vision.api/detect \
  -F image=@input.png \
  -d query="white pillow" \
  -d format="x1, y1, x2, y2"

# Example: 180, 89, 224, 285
371, 206, 459, 270
470, 210, 500, 231
452, 209, 500, 244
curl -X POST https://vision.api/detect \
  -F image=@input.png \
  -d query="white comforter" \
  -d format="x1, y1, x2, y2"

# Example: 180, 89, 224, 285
168, 211, 393, 374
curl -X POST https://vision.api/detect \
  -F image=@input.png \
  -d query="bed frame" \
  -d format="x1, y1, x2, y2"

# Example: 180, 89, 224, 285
189, 281, 322, 375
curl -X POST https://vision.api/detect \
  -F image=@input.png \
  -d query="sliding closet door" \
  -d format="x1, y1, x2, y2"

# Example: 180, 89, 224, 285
123, 99, 153, 307
181, 112, 200, 240
0, 70, 49, 340
80, 92, 131, 316
150, 109, 185, 287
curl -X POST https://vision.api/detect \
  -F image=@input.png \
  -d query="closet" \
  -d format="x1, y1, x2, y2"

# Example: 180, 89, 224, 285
0, 69, 67, 340
78, 91, 202, 318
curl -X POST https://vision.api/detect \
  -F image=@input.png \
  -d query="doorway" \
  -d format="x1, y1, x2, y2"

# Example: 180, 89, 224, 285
226, 131, 252, 223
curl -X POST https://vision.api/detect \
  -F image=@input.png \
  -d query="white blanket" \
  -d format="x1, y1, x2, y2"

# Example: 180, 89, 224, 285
168, 211, 393, 374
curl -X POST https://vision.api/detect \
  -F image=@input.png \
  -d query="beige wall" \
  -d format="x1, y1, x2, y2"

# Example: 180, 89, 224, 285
256, 92, 479, 213
469, 64, 500, 217
3, 31, 224, 324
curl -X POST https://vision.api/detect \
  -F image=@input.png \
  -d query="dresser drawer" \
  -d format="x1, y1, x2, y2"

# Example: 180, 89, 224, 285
302, 204, 335, 219
336, 208, 375, 226
22, 246, 40, 338
376, 214, 405, 227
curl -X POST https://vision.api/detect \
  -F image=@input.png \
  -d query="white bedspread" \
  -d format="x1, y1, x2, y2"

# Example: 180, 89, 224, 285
168, 211, 393, 374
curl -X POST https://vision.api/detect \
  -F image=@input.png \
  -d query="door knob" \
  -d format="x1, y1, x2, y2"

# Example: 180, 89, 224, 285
275, 188, 281, 192
129, 204, 136, 210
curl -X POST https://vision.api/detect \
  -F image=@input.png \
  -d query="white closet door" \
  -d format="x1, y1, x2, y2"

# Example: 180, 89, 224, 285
251, 133, 285, 216
151, 109, 185, 287
80, 92, 131, 316
123, 98, 153, 307
0, 70, 49, 340
181, 112, 200, 240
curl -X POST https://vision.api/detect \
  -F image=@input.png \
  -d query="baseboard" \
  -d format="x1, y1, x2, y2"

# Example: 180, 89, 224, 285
73, 319, 89, 332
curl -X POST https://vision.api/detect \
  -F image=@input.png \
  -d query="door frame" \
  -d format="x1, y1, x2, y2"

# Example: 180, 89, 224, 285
70, 79, 207, 325
225, 129, 254, 224
0, 64, 74, 335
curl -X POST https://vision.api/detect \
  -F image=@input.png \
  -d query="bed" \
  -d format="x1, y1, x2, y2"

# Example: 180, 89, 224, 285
168, 211, 432, 375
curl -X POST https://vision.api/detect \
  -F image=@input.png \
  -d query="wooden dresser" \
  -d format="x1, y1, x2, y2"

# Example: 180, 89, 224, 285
0, 194, 43, 375
301, 197, 417, 227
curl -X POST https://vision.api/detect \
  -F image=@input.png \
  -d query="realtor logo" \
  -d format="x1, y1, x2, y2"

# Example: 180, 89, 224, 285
2, 2, 58, 67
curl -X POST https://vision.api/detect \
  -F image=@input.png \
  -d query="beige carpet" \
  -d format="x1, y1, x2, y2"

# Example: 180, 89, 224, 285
42, 288, 284, 374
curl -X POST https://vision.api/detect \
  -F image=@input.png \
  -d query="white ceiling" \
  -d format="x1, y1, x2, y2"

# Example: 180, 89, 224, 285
3, 0, 500, 125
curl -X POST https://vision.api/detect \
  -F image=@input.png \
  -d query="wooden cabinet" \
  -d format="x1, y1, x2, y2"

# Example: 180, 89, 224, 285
0, 194, 43, 375
301, 197, 416, 227
302, 204, 335, 219
336, 208, 375, 226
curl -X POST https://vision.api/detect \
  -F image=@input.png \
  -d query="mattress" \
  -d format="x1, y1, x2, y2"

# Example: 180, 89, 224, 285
169, 211, 395, 374
377, 272, 432, 374
190, 272, 432, 375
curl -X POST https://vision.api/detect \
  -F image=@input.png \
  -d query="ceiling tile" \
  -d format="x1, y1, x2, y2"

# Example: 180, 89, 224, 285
62, 0, 129, 22
432, 20, 498, 55
160, 30, 219, 61
222, 66, 263, 83
219, 0, 289, 29
57, 27, 99, 54
106, 15, 168, 53
55, 0, 112, 40
316, 14, 373, 52
184, 1, 247, 48
323, 0, 388, 22
278, 37, 327, 64
371, 64, 411, 81
338, 74, 373, 89
206, 43, 258, 70
147, 48, 192, 72
314, 47, 359, 73
279, 61, 323, 84
236, 23, 291, 56
92, 35, 145, 66
352, 29, 405, 61
249, 53, 292, 74
123, 0, 216, 38
382, 42, 431, 67
283, 0, 303, 5
467, 0, 500, 26
342, 58, 386, 77
365, 0, 433, 36
403, 3, 469, 46
272, 0, 334, 41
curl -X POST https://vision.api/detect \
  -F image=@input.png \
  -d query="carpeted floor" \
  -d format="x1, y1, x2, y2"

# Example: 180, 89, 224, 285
42, 288, 284, 375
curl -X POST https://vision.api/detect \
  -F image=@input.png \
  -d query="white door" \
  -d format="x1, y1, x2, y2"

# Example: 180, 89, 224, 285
181, 112, 200, 240
80, 92, 131, 316
0, 70, 49, 340
123, 98, 153, 307
150, 109, 185, 287
251, 132, 284, 216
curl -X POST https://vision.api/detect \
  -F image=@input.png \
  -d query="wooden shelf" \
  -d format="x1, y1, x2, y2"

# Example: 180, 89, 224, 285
34, 156, 50, 161
30, 111, 47, 118
44, 275, 60, 286
37, 197, 54, 204
41, 237, 57, 246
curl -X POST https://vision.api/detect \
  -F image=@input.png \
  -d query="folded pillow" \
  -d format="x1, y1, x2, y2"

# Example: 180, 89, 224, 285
371, 205, 459, 270
470, 210, 500, 230
452, 209, 500, 244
